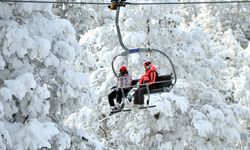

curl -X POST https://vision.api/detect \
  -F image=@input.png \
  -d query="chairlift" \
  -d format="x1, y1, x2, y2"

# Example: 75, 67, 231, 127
109, 0, 177, 107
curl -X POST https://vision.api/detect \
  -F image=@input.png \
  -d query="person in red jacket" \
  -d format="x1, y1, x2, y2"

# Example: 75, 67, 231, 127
134, 61, 157, 105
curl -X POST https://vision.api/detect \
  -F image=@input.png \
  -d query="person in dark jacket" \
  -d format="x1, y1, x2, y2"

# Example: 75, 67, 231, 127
134, 61, 157, 105
108, 66, 132, 112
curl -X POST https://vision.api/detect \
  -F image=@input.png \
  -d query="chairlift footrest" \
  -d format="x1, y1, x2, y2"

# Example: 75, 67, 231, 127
139, 105, 156, 109
109, 105, 157, 116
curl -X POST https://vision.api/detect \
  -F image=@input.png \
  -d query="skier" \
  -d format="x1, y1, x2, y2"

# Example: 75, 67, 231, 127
133, 61, 157, 105
108, 66, 132, 113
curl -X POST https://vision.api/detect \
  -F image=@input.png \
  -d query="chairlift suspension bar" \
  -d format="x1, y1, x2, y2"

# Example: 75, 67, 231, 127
115, 6, 129, 52
111, 0, 129, 77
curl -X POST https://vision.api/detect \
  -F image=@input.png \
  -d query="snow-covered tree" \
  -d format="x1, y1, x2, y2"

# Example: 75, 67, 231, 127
0, 1, 99, 149
78, 1, 250, 149
1, 0, 250, 149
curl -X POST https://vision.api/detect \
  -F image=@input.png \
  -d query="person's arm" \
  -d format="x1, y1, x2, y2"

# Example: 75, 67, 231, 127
139, 75, 144, 85
122, 74, 132, 88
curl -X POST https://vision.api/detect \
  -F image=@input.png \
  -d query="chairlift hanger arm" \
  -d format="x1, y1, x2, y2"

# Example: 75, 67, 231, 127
115, 6, 129, 52
111, 1, 177, 88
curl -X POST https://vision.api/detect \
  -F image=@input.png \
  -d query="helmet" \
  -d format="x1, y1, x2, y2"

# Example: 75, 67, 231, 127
144, 61, 151, 67
119, 66, 127, 72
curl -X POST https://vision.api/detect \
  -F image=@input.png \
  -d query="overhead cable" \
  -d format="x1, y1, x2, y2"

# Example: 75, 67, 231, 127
1, 0, 250, 5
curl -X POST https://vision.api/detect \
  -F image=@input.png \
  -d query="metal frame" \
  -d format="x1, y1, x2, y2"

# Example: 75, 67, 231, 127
111, 1, 177, 105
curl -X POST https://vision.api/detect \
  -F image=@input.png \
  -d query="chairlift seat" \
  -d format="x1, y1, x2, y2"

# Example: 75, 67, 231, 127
131, 74, 173, 94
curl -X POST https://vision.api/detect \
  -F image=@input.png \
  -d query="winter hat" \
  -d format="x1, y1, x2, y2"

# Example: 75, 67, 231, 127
119, 66, 127, 72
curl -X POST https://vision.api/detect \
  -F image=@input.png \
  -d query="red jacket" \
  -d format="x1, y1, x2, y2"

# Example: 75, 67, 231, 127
139, 64, 157, 86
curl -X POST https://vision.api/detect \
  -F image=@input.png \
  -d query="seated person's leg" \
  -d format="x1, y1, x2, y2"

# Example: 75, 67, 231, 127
116, 89, 123, 104
108, 90, 117, 107
124, 88, 131, 96
138, 87, 147, 105
133, 90, 139, 104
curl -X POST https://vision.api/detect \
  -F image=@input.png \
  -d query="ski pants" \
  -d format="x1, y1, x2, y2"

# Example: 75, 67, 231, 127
134, 85, 155, 105
108, 88, 130, 107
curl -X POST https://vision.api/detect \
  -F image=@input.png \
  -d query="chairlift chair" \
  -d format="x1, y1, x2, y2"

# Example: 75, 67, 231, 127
110, 0, 177, 106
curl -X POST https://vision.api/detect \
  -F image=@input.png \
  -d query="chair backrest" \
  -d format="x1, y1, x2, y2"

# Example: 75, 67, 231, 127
150, 74, 173, 93
157, 74, 172, 82
131, 74, 173, 93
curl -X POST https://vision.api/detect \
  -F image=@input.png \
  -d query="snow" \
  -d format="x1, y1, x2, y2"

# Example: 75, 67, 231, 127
124, 17, 137, 31
11, 119, 59, 150
171, 94, 189, 113
156, 99, 173, 117
0, 103, 4, 118
3, 23, 33, 58
0, 3, 12, 20
0, 1, 250, 149
201, 104, 225, 122
53, 41, 76, 61
45, 53, 60, 67
224, 127, 241, 143
21, 85, 51, 117
0, 88, 12, 101
16, 0, 53, 15
0, 122, 12, 149
30, 36, 51, 60
193, 120, 213, 137
11, 57, 24, 70
158, 141, 172, 150
231, 104, 250, 120
0, 55, 5, 69
124, 31, 147, 47
192, 109, 207, 121
65, 107, 99, 129
59, 67, 89, 89
4, 73, 36, 100
56, 132, 71, 150
64, 107, 103, 149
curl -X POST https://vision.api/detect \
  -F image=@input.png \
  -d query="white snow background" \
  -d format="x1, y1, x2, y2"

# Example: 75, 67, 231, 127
0, 0, 250, 149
